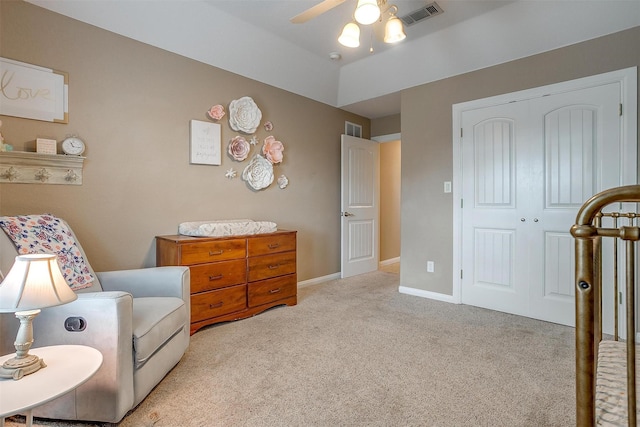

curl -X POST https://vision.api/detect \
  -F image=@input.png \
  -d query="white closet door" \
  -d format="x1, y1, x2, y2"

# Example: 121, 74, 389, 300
460, 103, 532, 316
460, 82, 622, 326
528, 82, 621, 326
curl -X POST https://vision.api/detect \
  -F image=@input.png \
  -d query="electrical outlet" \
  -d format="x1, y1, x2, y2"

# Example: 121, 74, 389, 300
444, 181, 452, 193
427, 261, 435, 273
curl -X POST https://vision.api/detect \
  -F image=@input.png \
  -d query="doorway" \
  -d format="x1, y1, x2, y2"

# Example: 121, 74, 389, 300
374, 134, 401, 274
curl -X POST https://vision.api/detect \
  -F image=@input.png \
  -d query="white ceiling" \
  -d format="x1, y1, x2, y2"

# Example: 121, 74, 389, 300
26, 0, 640, 119
207, 0, 513, 65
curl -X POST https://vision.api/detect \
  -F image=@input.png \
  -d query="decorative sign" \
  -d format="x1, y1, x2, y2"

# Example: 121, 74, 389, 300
36, 138, 57, 155
0, 57, 69, 123
190, 120, 221, 165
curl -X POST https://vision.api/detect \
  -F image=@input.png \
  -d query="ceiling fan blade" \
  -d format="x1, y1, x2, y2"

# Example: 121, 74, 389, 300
290, 0, 348, 24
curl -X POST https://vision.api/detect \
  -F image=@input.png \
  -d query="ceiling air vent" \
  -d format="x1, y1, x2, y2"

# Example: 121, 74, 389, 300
399, 2, 444, 27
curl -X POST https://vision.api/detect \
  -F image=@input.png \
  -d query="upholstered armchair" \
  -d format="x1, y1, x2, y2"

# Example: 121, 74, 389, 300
0, 216, 190, 423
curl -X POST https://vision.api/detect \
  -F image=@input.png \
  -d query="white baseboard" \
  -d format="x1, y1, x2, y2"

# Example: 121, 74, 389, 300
298, 272, 341, 288
398, 286, 459, 304
379, 257, 400, 267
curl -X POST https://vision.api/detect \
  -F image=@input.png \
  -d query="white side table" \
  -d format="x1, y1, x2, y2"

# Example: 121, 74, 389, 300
0, 345, 102, 427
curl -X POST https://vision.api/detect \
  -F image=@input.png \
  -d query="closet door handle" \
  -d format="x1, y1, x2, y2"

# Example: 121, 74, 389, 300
520, 218, 526, 222
533, 218, 539, 222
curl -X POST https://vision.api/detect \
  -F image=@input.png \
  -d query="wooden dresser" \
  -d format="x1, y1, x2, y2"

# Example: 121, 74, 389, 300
156, 230, 297, 334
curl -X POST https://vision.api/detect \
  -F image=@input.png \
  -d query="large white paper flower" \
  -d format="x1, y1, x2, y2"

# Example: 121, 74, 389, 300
242, 154, 274, 190
228, 96, 262, 134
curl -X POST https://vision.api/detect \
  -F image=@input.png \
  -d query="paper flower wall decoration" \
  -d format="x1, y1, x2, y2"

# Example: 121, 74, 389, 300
262, 136, 284, 164
228, 136, 251, 162
242, 154, 274, 190
228, 96, 262, 134
277, 175, 289, 189
207, 105, 225, 121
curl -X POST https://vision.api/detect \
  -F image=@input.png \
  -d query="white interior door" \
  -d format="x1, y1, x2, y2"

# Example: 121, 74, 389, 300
528, 83, 622, 326
460, 102, 531, 316
341, 135, 379, 278
460, 81, 624, 327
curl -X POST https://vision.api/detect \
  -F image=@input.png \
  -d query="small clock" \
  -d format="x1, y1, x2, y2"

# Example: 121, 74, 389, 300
61, 136, 86, 156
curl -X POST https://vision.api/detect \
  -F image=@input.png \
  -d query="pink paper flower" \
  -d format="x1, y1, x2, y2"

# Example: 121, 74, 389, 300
207, 104, 225, 121
228, 136, 251, 161
262, 136, 284, 164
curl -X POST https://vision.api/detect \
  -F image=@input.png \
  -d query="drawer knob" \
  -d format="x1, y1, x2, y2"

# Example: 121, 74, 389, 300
209, 302, 223, 309
269, 288, 281, 294
209, 250, 223, 256
268, 243, 280, 249
268, 264, 280, 270
209, 275, 223, 281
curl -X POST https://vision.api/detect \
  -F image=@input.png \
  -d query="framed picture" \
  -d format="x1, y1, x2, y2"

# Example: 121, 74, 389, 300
0, 57, 69, 123
190, 120, 221, 165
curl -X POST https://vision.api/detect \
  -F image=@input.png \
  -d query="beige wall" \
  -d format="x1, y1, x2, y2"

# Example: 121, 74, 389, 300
0, 1, 370, 280
401, 26, 640, 295
371, 114, 400, 137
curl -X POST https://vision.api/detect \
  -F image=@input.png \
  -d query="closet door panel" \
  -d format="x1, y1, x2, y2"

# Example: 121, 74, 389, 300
529, 82, 621, 327
461, 106, 529, 316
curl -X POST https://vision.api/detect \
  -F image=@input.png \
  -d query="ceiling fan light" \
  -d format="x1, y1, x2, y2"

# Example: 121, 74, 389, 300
354, 0, 380, 25
338, 22, 360, 48
384, 16, 406, 43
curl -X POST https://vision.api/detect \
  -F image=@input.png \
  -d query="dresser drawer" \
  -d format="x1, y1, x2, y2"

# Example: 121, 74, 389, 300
248, 275, 296, 307
191, 285, 247, 323
247, 232, 296, 257
248, 251, 296, 282
180, 239, 246, 265
189, 259, 247, 293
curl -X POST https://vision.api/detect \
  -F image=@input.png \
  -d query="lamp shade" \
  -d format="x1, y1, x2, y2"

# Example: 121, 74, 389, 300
338, 22, 360, 48
354, 0, 380, 25
384, 16, 406, 43
0, 254, 77, 313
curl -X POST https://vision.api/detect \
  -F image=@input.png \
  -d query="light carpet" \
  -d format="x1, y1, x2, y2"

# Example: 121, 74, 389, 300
5, 269, 575, 426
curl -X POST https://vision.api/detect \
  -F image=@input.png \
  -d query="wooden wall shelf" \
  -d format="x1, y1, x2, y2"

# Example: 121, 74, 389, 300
0, 151, 85, 185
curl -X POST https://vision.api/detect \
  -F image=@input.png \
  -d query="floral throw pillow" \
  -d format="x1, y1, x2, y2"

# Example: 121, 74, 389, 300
0, 214, 94, 291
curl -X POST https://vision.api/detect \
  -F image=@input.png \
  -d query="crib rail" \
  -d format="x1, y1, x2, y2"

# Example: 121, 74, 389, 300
572, 185, 640, 426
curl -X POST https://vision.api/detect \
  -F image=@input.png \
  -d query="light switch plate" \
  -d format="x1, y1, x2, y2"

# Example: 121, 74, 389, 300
427, 261, 435, 273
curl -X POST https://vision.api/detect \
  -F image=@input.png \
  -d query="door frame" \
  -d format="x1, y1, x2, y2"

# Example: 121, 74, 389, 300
452, 67, 638, 304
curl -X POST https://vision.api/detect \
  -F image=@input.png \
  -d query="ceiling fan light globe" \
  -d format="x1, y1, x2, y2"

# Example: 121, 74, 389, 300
384, 16, 406, 43
338, 22, 360, 48
354, 0, 380, 25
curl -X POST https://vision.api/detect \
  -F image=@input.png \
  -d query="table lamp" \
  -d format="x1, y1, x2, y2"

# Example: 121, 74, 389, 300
0, 254, 77, 380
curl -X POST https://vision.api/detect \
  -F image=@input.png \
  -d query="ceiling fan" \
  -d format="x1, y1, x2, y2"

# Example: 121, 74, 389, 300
290, 0, 348, 24
291, 0, 407, 49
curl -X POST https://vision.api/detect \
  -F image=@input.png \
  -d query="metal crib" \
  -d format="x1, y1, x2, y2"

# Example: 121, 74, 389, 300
572, 185, 639, 426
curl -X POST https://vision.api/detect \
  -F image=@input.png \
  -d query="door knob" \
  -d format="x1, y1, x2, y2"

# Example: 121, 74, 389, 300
520, 218, 526, 222
342, 212, 355, 217
533, 218, 539, 222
